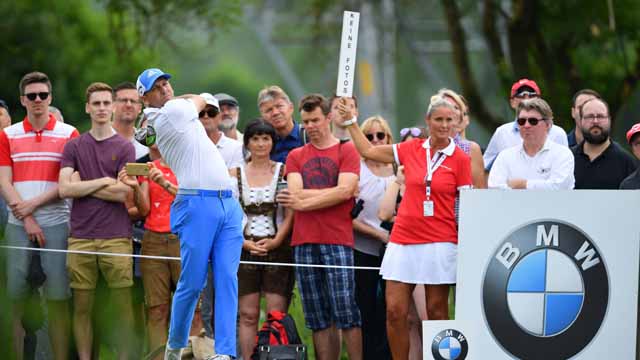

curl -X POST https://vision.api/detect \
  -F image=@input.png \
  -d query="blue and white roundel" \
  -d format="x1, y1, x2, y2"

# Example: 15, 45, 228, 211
438, 336, 462, 359
507, 249, 584, 337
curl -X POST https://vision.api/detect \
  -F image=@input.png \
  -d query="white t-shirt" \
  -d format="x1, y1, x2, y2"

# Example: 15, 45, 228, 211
145, 99, 231, 190
216, 133, 244, 169
488, 139, 575, 190
484, 120, 568, 170
354, 160, 395, 256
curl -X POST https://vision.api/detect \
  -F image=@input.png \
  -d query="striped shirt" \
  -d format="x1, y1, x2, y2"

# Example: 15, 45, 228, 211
0, 114, 79, 226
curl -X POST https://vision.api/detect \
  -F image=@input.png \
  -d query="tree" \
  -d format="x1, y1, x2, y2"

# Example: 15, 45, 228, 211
442, 0, 640, 132
0, 0, 241, 128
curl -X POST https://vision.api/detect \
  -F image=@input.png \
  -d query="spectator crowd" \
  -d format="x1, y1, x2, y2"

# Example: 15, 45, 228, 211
1, 71, 639, 360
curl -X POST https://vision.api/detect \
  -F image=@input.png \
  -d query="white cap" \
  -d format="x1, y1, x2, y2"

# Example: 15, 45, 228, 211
200, 93, 219, 109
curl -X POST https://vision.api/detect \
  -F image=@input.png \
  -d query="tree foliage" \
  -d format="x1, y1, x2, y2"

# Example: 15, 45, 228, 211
0, 0, 241, 127
443, 0, 640, 131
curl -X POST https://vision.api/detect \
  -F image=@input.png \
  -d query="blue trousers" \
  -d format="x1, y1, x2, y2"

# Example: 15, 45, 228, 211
168, 193, 243, 356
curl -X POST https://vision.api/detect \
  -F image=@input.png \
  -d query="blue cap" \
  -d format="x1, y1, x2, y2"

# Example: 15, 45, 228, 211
136, 68, 172, 96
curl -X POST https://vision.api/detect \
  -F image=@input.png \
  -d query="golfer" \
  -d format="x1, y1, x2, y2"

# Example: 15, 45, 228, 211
136, 68, 243, 360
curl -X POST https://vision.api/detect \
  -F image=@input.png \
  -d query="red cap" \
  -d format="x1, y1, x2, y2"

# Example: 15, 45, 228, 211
626, 123, 640, 144
510, 79, 541, 98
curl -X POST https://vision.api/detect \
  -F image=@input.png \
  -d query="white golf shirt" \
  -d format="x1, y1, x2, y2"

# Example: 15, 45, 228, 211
145, 99, 231, 190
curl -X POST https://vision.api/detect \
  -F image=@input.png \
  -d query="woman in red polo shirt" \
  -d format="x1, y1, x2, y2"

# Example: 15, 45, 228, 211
338, 97, 472, 359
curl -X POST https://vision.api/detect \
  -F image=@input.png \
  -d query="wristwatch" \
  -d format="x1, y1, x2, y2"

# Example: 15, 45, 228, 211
342, 117, 357, 127
163, 182, 171, 190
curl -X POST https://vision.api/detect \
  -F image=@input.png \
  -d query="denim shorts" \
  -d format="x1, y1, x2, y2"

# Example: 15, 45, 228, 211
6, 222, 71, 300
294, 244, 361, 330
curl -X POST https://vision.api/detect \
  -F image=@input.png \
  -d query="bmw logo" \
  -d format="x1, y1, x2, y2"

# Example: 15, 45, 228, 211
482, 220, 609, 359
431, 329, 468, 360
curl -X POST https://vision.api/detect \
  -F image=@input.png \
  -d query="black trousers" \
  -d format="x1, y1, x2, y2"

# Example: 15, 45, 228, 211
354, 249, 391, 360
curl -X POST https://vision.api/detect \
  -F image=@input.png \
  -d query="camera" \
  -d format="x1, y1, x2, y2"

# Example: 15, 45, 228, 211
350, 199, 365, 219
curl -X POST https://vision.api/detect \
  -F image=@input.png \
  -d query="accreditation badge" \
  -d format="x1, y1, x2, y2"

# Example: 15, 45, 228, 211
423, 200, 434, 217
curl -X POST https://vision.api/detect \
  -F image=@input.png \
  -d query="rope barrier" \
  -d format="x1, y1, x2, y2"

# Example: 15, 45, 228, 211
0, 245, 382, 271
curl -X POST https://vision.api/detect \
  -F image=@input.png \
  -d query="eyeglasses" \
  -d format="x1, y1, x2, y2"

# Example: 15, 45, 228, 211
514, 91, 539, 99
199, 108, 219, 118
582, 114, 608, 122
365, 132, 386, 141
24, 92, 49, 101
400, 127, 422, 138
517, 117, 545, 126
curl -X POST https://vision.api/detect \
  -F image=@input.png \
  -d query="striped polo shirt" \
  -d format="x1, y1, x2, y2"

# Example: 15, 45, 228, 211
0, 114, 79, 226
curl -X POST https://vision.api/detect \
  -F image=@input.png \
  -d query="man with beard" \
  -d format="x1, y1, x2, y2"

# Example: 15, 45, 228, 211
214, 93, 243, 142
572, 98, 637, 189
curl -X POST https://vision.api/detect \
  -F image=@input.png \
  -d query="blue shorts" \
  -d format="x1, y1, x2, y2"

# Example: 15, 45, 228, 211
6, 222, 71, 300
294, 244, 361, 330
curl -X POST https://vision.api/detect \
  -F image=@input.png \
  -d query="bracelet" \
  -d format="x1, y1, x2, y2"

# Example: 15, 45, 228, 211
342, 117, 357, 127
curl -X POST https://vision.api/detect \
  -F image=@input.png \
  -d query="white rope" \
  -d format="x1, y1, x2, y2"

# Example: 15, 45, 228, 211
0, 245, 381, 271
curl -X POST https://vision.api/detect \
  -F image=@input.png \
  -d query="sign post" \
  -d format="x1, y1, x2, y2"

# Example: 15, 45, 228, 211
336, 11, 360, 97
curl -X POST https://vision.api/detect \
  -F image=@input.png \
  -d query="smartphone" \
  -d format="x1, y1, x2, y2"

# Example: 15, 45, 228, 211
125, 163, 150, 177
276, 180, 288, 193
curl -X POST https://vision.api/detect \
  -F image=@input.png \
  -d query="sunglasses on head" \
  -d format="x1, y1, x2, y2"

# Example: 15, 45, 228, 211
517, 117, 545, 126
199, 108, 219, 118
400, 127, 422, 138
514, 91, 539, 99
25, 92, 49, 101
365, 132, 386, 141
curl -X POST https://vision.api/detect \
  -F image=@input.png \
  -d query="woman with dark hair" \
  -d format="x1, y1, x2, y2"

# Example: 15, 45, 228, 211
337, 97, 472, 359
230, 119, 294, 360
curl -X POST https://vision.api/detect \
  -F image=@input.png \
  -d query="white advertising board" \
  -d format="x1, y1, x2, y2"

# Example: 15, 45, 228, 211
424, 190, 639, 360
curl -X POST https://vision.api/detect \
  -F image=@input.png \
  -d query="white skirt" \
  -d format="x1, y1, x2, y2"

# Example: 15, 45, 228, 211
380, 242, 457, 284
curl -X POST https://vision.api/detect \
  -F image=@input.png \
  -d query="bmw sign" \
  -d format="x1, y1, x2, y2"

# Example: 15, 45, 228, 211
482, 220, 609, 359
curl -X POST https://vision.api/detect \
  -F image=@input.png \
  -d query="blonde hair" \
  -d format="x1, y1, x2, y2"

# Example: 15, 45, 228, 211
431, 89, 465, 121
361, 115, 393, 144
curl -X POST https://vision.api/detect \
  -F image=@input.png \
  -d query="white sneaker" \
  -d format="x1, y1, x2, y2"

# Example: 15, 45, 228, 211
206, 355, 232, 360
164, 346, 183, 360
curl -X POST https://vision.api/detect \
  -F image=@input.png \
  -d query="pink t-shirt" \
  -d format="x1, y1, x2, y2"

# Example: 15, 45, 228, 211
285, 141, 360, 247
391, 138, 471, 245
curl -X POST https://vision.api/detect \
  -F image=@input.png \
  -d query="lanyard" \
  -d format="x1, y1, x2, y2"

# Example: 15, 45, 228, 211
425, 143, 447, 200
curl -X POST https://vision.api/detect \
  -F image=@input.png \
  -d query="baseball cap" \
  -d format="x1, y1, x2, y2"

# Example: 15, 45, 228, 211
510, 78, 541, 98
214, 93, 239, 107
136, 68, 172, 96
200, 93, 219, 109
626, 123, 640, 144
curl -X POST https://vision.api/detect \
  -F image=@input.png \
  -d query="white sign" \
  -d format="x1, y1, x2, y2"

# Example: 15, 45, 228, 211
336, 11, 360, 97
424, 190, 639, 360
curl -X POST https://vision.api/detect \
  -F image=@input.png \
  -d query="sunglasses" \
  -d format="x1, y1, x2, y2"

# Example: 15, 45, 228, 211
517, 117, 545, 126
199, 108, 219, 118
365, 132, 386, 141
400, 127, 422, 138
24, 92, 49, 101
514, 91, 539, 99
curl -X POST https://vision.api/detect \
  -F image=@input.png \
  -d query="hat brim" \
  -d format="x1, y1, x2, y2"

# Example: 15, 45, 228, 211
143, 73, 172, 94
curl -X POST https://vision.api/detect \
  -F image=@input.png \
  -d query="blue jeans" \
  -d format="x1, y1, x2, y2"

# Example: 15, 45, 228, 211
168, 192, 243, 356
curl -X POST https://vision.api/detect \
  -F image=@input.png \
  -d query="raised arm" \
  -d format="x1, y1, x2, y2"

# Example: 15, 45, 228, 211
336, 98, 395, 163
378, 167, 404, 221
